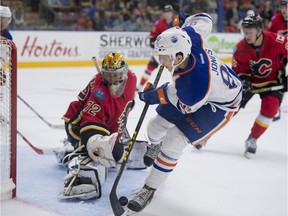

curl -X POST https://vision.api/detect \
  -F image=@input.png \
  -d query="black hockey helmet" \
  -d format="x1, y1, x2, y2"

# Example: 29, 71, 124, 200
241, 15, 263, 29
163, 4, 173, 12
280, 0, 287, 6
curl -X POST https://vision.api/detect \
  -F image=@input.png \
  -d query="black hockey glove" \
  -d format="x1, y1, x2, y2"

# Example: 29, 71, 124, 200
239, 75, 254, 109
240, 76, 252, 94
150, 37, 156, 49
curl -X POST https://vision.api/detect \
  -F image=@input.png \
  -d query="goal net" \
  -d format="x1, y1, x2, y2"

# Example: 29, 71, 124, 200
0, 38, 17, 200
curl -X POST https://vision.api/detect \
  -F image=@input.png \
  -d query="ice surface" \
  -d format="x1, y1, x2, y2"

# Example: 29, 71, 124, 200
2, 65, 287, 216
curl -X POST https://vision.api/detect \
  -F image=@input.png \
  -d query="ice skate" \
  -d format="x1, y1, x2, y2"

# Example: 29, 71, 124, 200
143, 144, 161, 167
273, 109, 281, 121
244, 135, 257, 159
127, 185, 156, 213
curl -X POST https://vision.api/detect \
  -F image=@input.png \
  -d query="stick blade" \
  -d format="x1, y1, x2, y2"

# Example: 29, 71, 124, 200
110, 190, 126, 216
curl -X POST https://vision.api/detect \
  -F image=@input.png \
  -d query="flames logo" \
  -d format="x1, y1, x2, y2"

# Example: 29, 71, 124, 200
249, 58, 272, 77
117, 100, 134, 133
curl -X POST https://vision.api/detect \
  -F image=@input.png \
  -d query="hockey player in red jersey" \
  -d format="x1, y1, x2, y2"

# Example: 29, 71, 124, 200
267, 0, 288, 36
232, 15, 288, 158
266, 0, 288, 121
55, 52, 146, 200
137, 5, 174, 91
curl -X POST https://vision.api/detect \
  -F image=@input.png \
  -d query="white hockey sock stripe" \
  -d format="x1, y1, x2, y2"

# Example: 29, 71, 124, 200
255, 114, 273, 128
153, 151, 178, 173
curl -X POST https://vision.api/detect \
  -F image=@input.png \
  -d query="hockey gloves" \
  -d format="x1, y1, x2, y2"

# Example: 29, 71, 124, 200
138, 82, 169, 105
169, 9, 188, 28
241, 76, 252, 94
150, 37, 156, 49
239, 75, 254, 109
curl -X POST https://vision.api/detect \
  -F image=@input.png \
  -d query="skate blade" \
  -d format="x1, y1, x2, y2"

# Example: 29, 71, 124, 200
126, 209, 138, 216
244, 151, 254, 159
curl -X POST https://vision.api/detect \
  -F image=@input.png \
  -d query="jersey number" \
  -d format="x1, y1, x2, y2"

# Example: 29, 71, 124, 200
219, 65, 237, 89
83, 101, 101, 116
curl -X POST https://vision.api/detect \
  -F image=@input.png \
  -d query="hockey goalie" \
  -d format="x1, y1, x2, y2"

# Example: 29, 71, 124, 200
54, 52, 147, 200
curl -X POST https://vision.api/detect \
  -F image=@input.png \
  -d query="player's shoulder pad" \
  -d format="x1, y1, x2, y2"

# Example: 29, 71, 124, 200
182, 13, 212, 39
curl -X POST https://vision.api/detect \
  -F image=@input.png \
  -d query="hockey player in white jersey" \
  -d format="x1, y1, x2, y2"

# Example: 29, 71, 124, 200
127, 13, 243, 213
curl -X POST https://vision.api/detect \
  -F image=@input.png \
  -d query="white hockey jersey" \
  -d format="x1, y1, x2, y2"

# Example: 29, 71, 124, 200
166, 13, 242, 114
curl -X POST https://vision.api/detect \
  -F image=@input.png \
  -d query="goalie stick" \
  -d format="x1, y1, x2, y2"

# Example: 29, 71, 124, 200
1, 114, 58, 154
17, 95, 64, 129
109, 65, 164, 216
17, 130, 60, 155
92, 56, 101, 73
19, 56, 100, 129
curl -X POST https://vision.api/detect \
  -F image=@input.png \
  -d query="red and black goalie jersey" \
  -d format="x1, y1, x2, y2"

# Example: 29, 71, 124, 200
63, 70, 137, 145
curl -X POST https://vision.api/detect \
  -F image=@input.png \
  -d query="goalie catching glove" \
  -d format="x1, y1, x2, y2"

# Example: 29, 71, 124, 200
87, 133, 118, 167
138, 82, 169, 105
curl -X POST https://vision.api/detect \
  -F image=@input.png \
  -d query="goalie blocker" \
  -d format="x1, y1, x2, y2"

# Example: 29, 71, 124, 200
56, 132, 147, 200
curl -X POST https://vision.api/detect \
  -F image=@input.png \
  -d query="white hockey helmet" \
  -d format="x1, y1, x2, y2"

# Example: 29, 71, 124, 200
154, 27, 192, 66
0, 6, 12, 23
246, 10, 255, 17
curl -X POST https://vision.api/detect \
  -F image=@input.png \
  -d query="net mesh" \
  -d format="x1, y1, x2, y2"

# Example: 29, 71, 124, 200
0, 38, 16, 200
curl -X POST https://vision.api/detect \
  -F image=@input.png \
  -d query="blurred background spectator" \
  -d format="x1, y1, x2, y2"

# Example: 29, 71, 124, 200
0, 0, 285, 33
11, 1, 24, 28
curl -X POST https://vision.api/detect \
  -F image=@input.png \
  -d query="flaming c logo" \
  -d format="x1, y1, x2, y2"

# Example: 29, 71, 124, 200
249, 58, 272, 77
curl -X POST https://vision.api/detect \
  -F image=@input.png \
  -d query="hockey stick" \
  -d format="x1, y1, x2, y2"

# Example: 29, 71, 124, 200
92, 56, 101, 73
21, 56, 99, 129
17, 95, 64, 129
1, 115, 57, 154
251, 85, 284, 94
17, 130, 60, 155
109, 65, 164, 216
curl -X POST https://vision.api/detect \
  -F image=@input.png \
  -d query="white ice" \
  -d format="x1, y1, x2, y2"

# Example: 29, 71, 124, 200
1, 65, 287, 216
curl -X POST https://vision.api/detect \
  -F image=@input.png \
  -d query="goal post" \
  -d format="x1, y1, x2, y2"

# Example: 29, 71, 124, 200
0, 37, 17, 199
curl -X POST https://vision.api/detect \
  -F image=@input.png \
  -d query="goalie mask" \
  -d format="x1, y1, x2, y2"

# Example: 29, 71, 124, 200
101, 52, 128, 97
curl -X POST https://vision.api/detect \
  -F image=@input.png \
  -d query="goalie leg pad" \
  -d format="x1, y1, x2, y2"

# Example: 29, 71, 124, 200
53, 139, 75, 163
59, 157, 107, 200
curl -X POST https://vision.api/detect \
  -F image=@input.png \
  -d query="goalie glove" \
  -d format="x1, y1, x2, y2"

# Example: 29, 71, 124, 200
87, 133, 118, 167
138, 82, 169, 105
